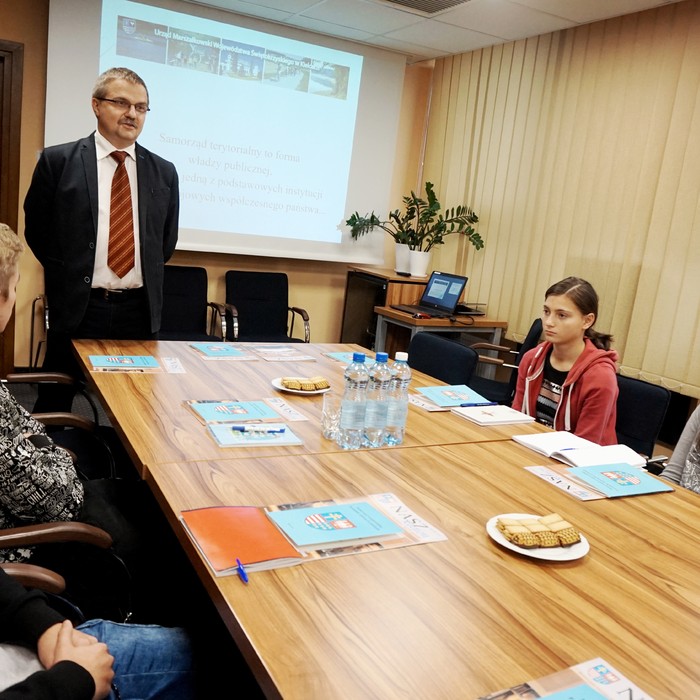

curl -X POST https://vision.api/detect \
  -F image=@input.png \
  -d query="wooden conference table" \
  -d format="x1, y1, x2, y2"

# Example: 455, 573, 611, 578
72, 339, 545, 477
73, 340, 700, 699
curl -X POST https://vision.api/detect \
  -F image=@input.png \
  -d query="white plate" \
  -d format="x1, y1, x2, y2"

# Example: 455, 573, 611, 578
486, 513, 590, 561
271, 377, 331, 395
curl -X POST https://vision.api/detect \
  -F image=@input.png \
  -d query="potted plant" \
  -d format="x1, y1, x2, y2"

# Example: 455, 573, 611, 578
346, 182, 483, 276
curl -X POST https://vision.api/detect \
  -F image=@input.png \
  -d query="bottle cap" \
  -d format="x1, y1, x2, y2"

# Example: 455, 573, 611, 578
375, 352, 389, 362
352, 352, 366, 362
395, 352, 408, 362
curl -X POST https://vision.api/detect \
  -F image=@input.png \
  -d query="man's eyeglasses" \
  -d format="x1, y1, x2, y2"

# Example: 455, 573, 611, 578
97, 97, 150, 114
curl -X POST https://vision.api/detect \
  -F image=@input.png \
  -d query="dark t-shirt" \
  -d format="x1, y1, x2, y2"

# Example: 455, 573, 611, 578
535, 349, 569, 428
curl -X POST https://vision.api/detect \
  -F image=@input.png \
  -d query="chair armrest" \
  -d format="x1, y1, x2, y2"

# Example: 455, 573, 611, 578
6, 373, 101, 425
32, 413, 96, 432
290, 306, 310, 321
207, 302, 228, 339
475, 356, 505, 366
645, 455, 668, 475
0, 522, 113, 549
289, 307, 311, 342
5, 372, 77, 385
224, 303, 239, 340
0, 563, 66, 594
469, 342, 511, 353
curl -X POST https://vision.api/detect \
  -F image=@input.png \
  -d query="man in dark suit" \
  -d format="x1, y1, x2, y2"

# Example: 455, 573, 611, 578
24, 67, 179, 411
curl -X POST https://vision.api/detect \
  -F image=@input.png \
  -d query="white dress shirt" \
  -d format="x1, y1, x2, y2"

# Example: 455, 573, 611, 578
92, 131, 143, 289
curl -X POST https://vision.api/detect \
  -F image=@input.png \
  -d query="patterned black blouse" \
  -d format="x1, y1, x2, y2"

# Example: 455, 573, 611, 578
0, 384, 83, 562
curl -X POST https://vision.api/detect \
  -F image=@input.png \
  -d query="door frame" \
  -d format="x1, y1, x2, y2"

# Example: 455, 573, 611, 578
0, 39, 24, 375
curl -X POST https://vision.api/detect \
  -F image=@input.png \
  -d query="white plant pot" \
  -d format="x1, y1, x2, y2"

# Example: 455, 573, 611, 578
394, 243, 410, 273
409, 250, 431, 277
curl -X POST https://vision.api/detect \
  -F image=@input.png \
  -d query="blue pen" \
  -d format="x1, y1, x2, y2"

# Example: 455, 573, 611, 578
230, 425, 286, 434
236, 558, 249, 584
460, 401, 499, 407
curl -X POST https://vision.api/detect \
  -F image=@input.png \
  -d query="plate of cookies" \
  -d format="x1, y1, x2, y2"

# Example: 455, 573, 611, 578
272, 376, 331, 395
486, 512, 589, 561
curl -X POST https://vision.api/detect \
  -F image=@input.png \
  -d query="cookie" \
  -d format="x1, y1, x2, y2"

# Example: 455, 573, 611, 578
495, 513, 581, 550
537, 513, 563, 526
282, 377, 302, 390
508, 531, 540, 548
310, 376, 330, 390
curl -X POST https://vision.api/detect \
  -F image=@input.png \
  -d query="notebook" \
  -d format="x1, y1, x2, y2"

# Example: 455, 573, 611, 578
390, 271, 468, 318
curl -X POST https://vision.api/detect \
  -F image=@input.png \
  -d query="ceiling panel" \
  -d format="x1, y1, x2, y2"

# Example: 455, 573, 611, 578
182, 0, 688, 63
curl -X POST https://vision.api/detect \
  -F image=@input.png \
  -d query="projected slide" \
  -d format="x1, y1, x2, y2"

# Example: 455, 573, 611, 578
100, 0, 362, 246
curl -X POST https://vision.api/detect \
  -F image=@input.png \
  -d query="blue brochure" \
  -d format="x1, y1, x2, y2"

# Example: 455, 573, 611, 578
542, 684, 608, 699
416, 384, 489, 407
324, 351, 355, 364
188, 342, 252, 360
567, 463, 674, 498
207, 423, 302, 447
267, 501, 402, 549
187, 400, 281, 424
89, 355, 159, 370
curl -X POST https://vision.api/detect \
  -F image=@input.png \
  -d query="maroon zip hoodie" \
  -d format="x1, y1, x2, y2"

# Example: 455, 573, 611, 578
513, 338, 619, 445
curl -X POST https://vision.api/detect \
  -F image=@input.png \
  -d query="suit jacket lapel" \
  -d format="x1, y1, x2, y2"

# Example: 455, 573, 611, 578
81, 135, 99, 238
135, 143, 148, 255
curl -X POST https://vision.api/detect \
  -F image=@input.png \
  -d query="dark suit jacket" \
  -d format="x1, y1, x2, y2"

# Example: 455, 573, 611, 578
23, 133, 179, 333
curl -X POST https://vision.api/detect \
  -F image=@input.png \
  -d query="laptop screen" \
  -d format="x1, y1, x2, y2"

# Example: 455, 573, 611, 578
419, 271, 468, 313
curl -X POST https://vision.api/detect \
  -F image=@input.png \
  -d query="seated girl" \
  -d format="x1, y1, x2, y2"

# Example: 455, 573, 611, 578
512, 276, 619, 445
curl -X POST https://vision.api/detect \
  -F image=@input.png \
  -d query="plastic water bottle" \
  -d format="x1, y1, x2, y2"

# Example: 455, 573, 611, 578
337, 352, 369, 450
363, 352, 392, 447
385, 351, 411, 445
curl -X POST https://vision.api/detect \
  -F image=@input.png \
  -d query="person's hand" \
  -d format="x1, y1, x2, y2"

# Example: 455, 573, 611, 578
38, 620, 114, 699
37, 622, 97, 666
37, 622, 62, 667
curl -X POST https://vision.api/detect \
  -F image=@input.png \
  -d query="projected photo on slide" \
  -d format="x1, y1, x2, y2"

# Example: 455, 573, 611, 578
46, 0, 404, 263
101, 0, 360, 247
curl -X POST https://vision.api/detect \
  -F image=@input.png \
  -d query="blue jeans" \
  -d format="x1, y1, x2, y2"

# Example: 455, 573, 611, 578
77, 620, 194, 699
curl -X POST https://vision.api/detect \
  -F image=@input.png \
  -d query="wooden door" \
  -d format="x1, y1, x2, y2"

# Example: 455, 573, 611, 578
0, 39, 24, 375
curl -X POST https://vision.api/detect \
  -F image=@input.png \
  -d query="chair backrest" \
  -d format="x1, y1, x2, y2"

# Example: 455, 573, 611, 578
467, 317, 543, 405
161, 265, 210, 337
615, 375, 671, 457
407, 334, 479, 385
505, 317, 543, 394
225, 271, 291, 340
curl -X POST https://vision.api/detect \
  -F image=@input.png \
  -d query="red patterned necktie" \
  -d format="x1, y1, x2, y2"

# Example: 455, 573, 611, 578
108, 151, 135, 278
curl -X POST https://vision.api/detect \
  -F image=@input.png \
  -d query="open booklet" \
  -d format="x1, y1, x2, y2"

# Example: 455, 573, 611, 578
476, 656, 653, 699
180, 493, 447, 577
451, 404, 534, 425
512, 431, 646, 468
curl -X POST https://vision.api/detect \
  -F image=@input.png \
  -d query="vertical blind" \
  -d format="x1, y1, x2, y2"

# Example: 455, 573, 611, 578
424, 0, 700, 398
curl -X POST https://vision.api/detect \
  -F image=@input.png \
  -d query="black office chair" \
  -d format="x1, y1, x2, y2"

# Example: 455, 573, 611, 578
224, 270, 310, 343
0, 521, 129, 623
407, 333, 479, 385
29, 292, 49, 368
160, 265, 226, 342
3, 372, 124, 480
615, 375, 671, 462
467, 318, 543, 405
